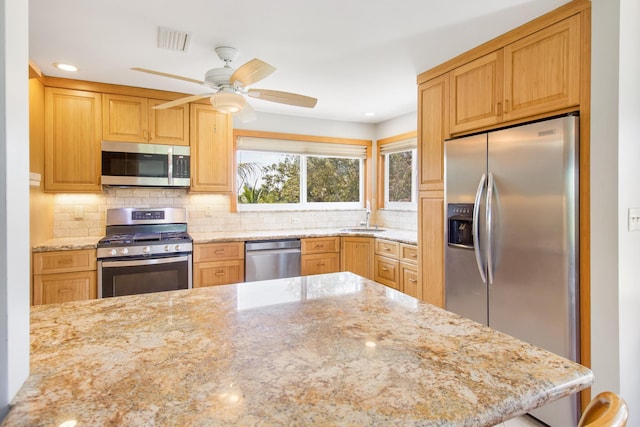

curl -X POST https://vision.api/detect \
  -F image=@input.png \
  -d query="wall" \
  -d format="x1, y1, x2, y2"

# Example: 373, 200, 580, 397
591, 0, 640, 420
47, 111, 419, 239
617, 0, 640, 415
0, 0, 30, 419
51, 190, 376, 237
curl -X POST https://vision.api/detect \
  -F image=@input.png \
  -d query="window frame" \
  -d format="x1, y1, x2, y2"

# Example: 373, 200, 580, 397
233, 130, 372, 212
376, 131, 418, 211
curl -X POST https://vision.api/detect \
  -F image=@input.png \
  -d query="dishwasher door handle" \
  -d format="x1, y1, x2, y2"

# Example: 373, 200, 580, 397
245, 248, 301, 256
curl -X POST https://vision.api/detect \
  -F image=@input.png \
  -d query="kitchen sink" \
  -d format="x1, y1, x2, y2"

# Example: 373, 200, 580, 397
340, 228, 387, 233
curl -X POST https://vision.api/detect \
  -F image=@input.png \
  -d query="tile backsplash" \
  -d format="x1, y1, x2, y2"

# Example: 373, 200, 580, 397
51, 188, 417, 238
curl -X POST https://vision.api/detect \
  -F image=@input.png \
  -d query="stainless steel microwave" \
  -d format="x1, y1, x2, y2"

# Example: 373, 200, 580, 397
101, 141, 191, 187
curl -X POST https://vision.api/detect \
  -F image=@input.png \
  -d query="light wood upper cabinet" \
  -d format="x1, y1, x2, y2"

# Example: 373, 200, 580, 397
449, 50, 504, 134
341, 237, 374, 280
102, 94, 189, 146
189, 104, 233, 193
449, 15, 581, 134
44, 88, 102, 192
418, 74, 449, 192
503, 14, 580, 121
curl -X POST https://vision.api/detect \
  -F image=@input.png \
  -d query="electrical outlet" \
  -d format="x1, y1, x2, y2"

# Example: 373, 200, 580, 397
74, 206, 84, 220
629, 208, 640, 231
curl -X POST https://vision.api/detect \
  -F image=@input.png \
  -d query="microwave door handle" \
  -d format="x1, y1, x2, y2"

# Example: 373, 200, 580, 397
167, 146, 173, 186
473, 173, 487, 284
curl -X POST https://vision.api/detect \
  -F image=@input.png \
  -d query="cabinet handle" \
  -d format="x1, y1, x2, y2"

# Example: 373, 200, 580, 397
409, 279, 417, 283
497, 102, 503, 115
215, 271, 224, 275
409, 253, 417, 258
214, 250, 225, 254
58, 289, 72, 294
384, 248, 391, 252
504, 99, 510, 113
317, 262, 325, 267
382, 267, 388, 271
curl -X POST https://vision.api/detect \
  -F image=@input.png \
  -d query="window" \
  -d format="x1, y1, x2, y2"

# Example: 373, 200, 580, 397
378, 135, 417, 210
236, 135, 369, 210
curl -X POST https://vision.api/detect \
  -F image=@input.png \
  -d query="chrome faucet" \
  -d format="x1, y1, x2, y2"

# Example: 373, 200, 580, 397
359, 201, 371, 229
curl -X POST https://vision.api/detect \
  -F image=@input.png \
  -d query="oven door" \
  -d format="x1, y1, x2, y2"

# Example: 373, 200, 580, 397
98, 254, 192, 298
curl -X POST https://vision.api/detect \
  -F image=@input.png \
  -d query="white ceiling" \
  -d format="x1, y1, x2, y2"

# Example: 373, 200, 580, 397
29, 0, 570, 124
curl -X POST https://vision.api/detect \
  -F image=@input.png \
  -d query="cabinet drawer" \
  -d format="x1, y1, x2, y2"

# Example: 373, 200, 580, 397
375, 239, 400, 258
400, 244, 418, 265
301, 237, 340, 255
400, 262, 420, 299
33, 271, 97, 305
33, 250, 97, 274
194, 242, 244, 262
301, 253, 340, 276
194, 260, 244, 287
374, 255, 399, 290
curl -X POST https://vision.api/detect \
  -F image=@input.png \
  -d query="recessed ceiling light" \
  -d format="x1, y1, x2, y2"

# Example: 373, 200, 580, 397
53, 62, 78, 72
364, 112, 376, 117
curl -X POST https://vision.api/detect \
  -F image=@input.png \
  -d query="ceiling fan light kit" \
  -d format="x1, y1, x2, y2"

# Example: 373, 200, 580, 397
132, 45, 317, 119
210, 91, 246, 114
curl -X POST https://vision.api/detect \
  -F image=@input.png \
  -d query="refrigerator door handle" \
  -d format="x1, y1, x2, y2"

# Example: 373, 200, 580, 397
486, 172, 495, 286
472, 173, 487, 284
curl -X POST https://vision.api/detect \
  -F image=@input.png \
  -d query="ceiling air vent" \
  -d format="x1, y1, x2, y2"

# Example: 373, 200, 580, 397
157, 26, 191, 52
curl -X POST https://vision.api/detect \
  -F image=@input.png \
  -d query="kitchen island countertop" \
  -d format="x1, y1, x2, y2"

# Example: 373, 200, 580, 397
2, 272, 592, 426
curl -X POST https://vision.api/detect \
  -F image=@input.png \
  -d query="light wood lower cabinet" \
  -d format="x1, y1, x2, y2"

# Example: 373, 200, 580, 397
373, 239, 419, 296
374, 239, 400, 290
399, 244, 419, 299
301, 237, 340, 276
341, 237, 374, 279
32, 249, 97, 305
193, 242, 244, 287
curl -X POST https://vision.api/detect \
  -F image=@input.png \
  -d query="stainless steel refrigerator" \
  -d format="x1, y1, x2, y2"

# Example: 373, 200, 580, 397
444, 115, 580, 426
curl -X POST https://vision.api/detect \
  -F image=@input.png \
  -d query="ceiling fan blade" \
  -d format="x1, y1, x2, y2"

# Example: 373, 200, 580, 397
131, 67, 205, 86
247, 89, 317, 108
237, 101, 257, 123
152, 94, 212, 109
229, 59, 276, 87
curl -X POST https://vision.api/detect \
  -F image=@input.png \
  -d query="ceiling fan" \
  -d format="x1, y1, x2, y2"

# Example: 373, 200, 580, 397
132, 46, 318, 121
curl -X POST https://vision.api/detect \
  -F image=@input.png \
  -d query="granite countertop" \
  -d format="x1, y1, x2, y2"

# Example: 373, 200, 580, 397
3, 272, 592, 427
32, 228, 417, 252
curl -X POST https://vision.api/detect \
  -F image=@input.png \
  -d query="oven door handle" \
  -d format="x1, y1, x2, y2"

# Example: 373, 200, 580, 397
100, 255, 190, 268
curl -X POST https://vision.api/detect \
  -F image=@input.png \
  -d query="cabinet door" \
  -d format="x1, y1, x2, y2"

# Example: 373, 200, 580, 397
33, 249, 96, 274
302, 237, 340, 255
374, 239, 399, 258
374, 255, 399, 290
149, 99, 190, 146
301, 253, 340, 276
341, 237, 374, 279
102, 94, 148, 143
418, 75, 449, 191
33, 271, 96, 305
400, 262, 420, 299
194, 242, 244, 263
194, 260, 244, 287
419, 193, 444, 307
503, 15, 580, 121
450, 50, 503, 134
44, 88, 102, 192
190, 104, 233, 192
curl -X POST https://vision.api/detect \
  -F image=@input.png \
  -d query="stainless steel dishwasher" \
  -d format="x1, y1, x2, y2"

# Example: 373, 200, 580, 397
245, 239, 301, 282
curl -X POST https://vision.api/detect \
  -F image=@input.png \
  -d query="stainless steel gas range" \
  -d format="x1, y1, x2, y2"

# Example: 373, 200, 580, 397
97, 207, 193, 298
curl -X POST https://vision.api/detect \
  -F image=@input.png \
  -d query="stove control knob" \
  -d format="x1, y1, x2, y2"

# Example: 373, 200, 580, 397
174, 244, 181, 252
110, 249, 117, 256
143, 246, 151, 254
164, 245, 171, 252
121, 248, 129, 255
